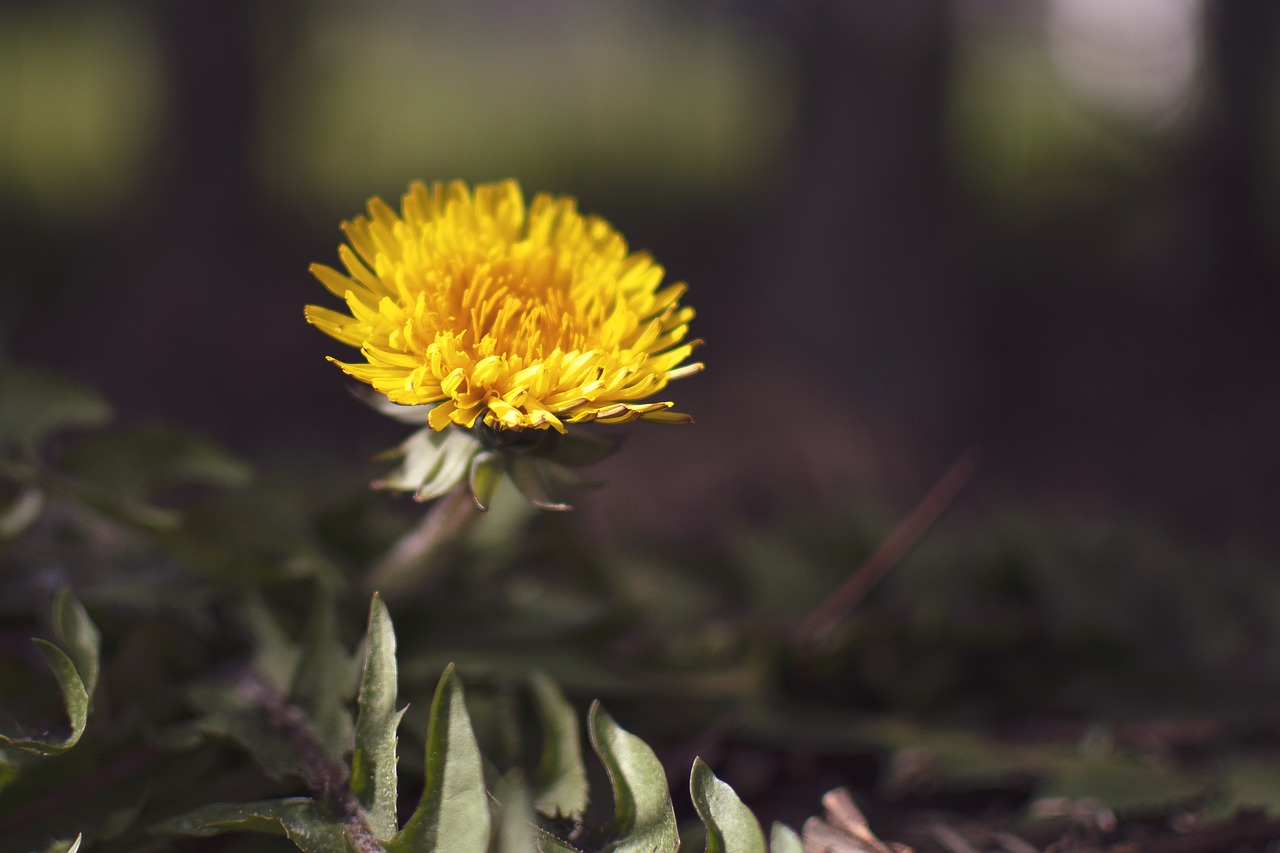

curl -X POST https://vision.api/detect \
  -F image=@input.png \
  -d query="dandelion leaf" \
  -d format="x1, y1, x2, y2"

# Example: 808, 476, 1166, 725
351, 593, 406, 841
588, 702, 678, 853
388, 664, 490, 853
690, 758, 766, 853
530, 672, 588, 821
155, 798, 356, 853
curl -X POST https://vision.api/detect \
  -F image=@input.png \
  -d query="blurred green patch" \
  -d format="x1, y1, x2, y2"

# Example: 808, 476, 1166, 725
257, 2, 795, 209
0, 6, 163, 221
946, 13, 1162, 215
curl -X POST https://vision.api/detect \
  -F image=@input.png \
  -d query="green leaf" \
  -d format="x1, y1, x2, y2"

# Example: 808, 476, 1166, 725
529, 673, 588, 821
690, 758, 765, 853
768, 823, 803, 853
39, 835, 83, 853
188, 681, 302, 781
493, 773, 538, 853
0, 591, 98, 756
289, 588, 355, 762
0, 485, 44, 539
587, 702, 678, 853
245, 594, 302, 690
0, 366, 111, 453
533, 830, 581, 853
1208, 757, 1280, 821
56, 425, 252, 502
389, 664, 491, 853
53, 587, 100, 698
534, 832, 582, 853
0, 641, 89, 755
155, 798, 356, 853
468, 450, 504, 511
352, 593, 406, 841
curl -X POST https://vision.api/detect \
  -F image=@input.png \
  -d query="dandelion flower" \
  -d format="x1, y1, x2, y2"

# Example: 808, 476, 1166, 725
305, 179, 703, 435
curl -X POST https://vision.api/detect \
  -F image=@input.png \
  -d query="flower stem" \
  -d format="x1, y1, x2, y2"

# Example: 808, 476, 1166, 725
792, 449, 980, 649
364, 483, 481, 599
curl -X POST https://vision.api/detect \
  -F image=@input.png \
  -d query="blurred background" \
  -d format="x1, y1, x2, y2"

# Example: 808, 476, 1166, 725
1, 0, 1277, 551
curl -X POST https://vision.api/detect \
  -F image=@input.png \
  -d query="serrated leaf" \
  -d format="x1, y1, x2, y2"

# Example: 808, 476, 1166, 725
468, 450, 504, 511
534, 831, 582, 853
0, 366, 112, 452
494, 773, 538, 853
352, 593, 405, 841
155, 798, 356, 853
389, 664, 490, 853
588, 702, 678, 853
690, 758, 766, 853
53, 587, 100, 698
529, 673, 588, 821
0, 591, 96, 757
289, 589, 355, 762
769, 823, 803, 853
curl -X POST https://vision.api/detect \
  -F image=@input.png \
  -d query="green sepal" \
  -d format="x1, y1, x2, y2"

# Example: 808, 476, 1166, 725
388, 664, 491, 853
529, 673, 588, 821
545, 430, 620, 468
351, 593, 406, 841
508, 458, 571, 511
154, 798, 356, 853
376, 427, 481, 502
587, 702, 678, 853
468, 450, 505, 511
690, 758, 766, 853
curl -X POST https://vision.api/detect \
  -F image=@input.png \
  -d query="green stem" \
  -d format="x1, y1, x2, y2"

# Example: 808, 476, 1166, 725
363, 483, 481, 599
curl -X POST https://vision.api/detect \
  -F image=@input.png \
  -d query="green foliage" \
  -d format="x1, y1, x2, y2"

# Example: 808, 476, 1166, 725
351, 595, 404, 841
5, 364, 1280, 851
0, 366, 112, 454
156, 800, 355, 853
0, 588, 99, 757
161, 595, 790, 853
529, 673, 588, 820
389, 664, 491, 852
690, 759, 765, 853
589, 702, 679, 852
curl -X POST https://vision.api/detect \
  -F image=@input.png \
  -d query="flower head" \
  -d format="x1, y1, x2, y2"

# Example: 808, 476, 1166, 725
305, 180, 702, 435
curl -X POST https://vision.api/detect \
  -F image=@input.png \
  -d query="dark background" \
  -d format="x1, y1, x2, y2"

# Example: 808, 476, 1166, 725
1, 0, 1277, 550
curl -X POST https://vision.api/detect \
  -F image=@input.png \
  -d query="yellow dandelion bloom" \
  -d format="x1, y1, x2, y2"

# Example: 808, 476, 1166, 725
306, 179, 703, 434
